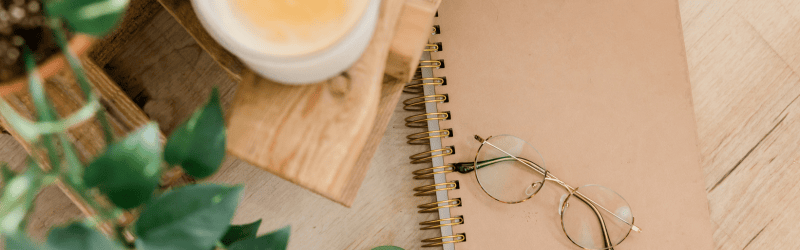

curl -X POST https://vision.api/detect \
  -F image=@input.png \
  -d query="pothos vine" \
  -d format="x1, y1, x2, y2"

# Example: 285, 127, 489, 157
0, 0, 289, 249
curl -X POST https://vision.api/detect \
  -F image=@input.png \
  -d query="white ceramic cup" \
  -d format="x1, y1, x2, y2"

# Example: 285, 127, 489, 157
191, 0, 381, 85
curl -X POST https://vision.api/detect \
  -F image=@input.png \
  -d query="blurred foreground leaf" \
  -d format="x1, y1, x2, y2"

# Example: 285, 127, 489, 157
135, 184, 242, 250
44, 0, 129, 37
228, 226, 290, 250
219, 219, 262, 247
0, 164, 44, 234
5, 232, 46, 250
164, 89, 225, 179
46, 222, 123, 250
1, 163, 15, 185
84, 123, 161, 209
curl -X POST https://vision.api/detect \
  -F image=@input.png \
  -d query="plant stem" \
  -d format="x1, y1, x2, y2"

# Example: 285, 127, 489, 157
115, 225, 136, 248
21, 48, 61, 173
57, 135, 123, 224
48, 18, 115, 144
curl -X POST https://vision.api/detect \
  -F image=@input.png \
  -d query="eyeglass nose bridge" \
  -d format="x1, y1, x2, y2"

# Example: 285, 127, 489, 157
525, 181, 543, 196
558, 194, 570, 216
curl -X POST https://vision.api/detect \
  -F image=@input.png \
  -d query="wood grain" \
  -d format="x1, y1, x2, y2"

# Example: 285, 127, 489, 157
385, 0, 442, 82
101, 9, 239, 135
155, 0, 246, 82
681, 0, 800, 249
338, 75, 406, 203
225, 0, 416, 207
89, 0, 163, 67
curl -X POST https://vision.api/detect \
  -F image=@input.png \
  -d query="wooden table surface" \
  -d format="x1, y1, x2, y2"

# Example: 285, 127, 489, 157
5, 0, 800, 249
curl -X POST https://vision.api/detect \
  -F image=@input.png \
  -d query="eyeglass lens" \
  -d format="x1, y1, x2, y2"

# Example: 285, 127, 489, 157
561, 184, 633, 249
474, 134, 547, 203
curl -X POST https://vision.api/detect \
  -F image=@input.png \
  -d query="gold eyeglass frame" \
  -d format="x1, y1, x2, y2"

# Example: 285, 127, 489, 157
454, 134, 642, 250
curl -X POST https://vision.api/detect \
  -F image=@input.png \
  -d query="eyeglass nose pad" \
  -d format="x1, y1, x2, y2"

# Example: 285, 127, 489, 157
558, 194, 569, 216
525, 181, 542, 196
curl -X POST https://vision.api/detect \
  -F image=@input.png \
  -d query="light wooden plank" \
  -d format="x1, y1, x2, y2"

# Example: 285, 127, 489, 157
679, 0, 738, 49
340, 75, 405, 201
385, 0, 441, 82
682, 0, 800, 249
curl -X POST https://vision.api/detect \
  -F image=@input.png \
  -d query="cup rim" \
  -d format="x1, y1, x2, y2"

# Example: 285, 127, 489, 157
191, 0, 376, 60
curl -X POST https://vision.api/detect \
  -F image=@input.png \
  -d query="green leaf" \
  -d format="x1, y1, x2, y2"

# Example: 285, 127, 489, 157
83, 123, 161, 209
164, 89, 226, 179
24, 48, 57, 123
228, 226, 290, 250
162, 123, 190, 166
135, 184, 243, 250
0, 164, 44, 234
371, 246, 405, 250
1, 163, 15, 184
44, 0, 129, 37
5, 232, 46, 250
46, 222, 123, 250
219, 219, 262, 247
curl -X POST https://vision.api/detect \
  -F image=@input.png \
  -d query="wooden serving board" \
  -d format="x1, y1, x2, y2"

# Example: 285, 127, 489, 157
155, 0, 440, 206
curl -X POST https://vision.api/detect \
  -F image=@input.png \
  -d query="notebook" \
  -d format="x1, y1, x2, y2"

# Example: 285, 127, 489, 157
404, 0, 716, 249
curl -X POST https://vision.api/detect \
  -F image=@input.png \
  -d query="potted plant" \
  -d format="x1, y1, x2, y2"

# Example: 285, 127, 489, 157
0, 0, 290, 249
0, 0, 117, 95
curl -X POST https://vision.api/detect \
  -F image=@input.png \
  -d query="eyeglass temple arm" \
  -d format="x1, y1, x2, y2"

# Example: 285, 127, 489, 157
471, 135, 641, 233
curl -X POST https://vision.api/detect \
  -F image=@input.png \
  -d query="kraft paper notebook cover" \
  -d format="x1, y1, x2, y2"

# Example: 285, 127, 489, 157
404, 0, 716, 249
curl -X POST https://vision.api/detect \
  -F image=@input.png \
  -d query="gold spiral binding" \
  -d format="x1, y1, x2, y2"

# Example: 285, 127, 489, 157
419, 60, 443, 68
409, 147, 453, 164
406, 24, 465, 247
413, 181, 458, 196
413, 165, 455, 179
405, 112, 449, 128
408, 130, 451, 145
424, 43, 440, 52
403, 94, 447, 111
403, 77, 445, 95
418, 198, 461, 213
422, 234, 466, 248
420, 216, 464, 230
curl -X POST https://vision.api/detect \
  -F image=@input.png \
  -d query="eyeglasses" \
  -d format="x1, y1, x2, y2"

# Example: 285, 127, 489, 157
453, 134, 641, 250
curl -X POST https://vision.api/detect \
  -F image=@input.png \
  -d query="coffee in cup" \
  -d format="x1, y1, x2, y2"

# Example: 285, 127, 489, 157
192, 0, 380, 84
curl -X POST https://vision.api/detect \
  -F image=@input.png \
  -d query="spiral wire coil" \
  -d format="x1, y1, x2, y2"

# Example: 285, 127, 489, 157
405, 25, 465, 247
